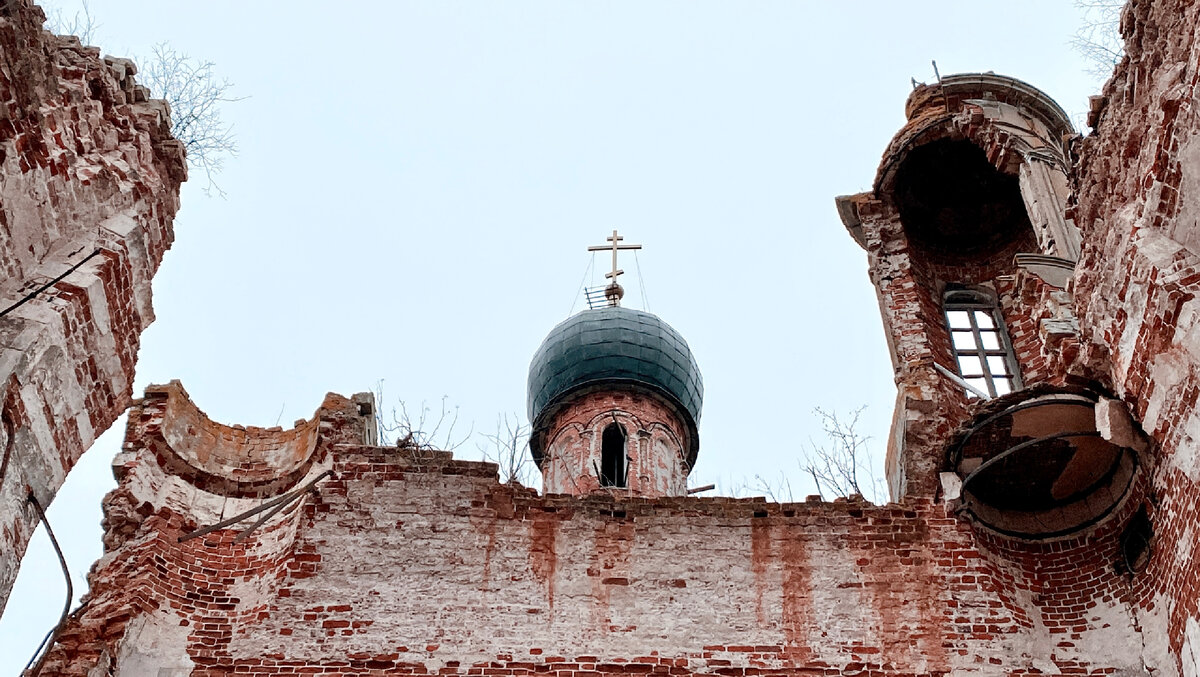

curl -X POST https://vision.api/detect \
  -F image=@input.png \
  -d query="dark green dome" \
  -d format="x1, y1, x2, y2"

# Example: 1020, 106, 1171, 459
527, 306, 703, 467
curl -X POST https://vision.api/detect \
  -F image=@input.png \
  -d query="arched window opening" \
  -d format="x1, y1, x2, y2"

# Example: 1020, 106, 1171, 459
945, 289, 1022, 398
600, 423, 627, 488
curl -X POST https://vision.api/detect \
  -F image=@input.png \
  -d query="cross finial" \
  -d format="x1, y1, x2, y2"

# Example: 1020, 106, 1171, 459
587, 230, 642, 306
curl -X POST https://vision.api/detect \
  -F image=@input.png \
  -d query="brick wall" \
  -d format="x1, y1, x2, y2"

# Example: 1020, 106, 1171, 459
20, 0, 1200, 673
35, 382, 1157, 676
0, 0, 185, 614
539, 389, 691, 498
1070, 0, 1200, 673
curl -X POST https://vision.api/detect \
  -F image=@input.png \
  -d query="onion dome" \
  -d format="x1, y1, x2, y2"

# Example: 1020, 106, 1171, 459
527, 306, 703, 468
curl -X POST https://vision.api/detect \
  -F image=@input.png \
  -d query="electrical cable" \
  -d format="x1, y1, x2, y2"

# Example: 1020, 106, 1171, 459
0, 248, 103, 320
0, 412, 14, 489
567, 255, 595, 317
633, 250, 649, 312
5, 247, 105, 672
24, 493, 73, 676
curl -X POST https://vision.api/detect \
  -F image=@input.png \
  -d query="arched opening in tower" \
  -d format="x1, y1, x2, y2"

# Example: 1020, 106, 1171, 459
894, 138, 1035, 258
600, 423, 627, 488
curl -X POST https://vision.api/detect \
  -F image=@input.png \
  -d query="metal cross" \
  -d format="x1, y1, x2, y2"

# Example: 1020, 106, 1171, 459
587, 230, 642, 284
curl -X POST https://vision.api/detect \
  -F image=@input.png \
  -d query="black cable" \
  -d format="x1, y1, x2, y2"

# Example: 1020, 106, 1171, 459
568, 255, 595, 317
23, 493, 73, 676
3, 249, 104, 672
177, 469, 335, 543
0, 412, 13, 489
0, 248, 102, 320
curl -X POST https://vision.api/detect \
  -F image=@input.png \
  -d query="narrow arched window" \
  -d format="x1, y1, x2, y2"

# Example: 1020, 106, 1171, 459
600, 423, 627, 488
944, 289, 1022, 398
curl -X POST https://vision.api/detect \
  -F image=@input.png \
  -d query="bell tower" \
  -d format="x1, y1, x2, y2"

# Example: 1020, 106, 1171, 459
837, 73, 1144, 537
526, 233, 703, 498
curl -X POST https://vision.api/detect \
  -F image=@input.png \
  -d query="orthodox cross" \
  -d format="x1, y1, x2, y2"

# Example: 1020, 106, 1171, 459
587, 229, 642, 285
587, 230, 642, 306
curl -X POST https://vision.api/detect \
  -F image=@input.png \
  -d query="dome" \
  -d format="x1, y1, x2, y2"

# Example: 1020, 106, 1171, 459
527, 306, 703, 466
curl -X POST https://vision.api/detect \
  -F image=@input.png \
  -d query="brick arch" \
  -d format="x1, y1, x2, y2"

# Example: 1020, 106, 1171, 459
874, 74, 1072, 209
584, 410, 642, 486
541, 422, 596, 494
543, 421, 587, 457
582, 408, 646, 440
874, 110, 1040, 206
136, 380, 326, 498
642, 420, 686, 464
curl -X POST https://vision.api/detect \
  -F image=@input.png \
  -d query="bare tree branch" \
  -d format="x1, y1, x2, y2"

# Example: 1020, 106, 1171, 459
800, 407, 884, 504
139, 43, 244, 197
1071, 0, 1125, 83
749, 472, 794, 504
42, 0, 98, 45
479, 414, 536, 486
43, 5, 243, 196
373, 382, 472, 457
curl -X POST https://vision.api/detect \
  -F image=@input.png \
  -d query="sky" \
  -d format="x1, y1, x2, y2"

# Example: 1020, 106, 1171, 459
1, 0, 1107, 669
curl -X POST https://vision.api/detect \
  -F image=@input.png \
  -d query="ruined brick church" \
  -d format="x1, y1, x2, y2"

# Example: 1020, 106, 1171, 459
3, 0, 1200, 674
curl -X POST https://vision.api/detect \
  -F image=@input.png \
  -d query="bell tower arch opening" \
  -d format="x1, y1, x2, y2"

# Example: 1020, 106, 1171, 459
837, 73, 1089, 502
894, 137, 1037, 260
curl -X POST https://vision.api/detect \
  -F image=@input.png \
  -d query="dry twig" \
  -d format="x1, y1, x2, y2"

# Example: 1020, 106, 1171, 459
801, 407, 884, 503
1071, 0, 1125, 83
140, 43, 244, 197
479, 414, 535, 486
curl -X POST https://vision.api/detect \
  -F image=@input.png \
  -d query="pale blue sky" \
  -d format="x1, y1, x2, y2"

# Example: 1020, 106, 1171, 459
2, 1, 1104, 669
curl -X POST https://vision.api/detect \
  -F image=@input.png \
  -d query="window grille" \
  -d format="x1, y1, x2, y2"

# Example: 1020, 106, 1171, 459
944, 289, 1021, 398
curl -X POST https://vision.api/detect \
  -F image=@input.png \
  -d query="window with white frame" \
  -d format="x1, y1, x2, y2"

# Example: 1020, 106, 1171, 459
944, 289, 1021, 398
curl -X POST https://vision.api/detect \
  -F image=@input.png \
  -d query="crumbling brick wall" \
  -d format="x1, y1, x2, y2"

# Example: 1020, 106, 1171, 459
1070, 0, 1200, 673
36, 382, 1154, 676
0, 0, 185, 614
837, 70, 1083, 502
20, 0, 1200, 673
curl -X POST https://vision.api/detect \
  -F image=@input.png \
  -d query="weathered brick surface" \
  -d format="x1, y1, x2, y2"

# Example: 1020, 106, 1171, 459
1069, 0, 1200, 673
22, 0, 1200, 673
539, 390, 691, 498
839, 71, 1081, 501
34, 383, 1154, 676
0, 0, 184, 614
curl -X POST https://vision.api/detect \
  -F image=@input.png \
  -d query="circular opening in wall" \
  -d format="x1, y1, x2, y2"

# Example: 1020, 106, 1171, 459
947, 387, 1139, 538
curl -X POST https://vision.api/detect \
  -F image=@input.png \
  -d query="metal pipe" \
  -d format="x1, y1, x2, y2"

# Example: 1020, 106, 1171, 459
232, 488, 308, 545
933, 362, 991, 400
948, 394, 1095, 464
959, 446, 1137, 540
